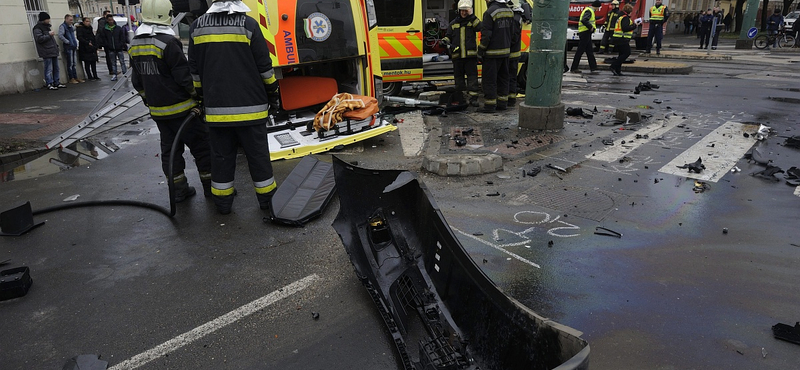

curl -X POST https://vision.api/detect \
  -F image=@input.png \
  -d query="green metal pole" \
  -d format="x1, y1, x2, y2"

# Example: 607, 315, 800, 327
735, 0, 760, 49
518, 0, 569, 130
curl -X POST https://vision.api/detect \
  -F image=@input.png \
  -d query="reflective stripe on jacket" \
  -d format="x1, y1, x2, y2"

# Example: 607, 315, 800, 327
650, 5, 666, 21
578, 7, 596, 33
613, 14, 635, 39
479, 2, 515, 58
443, 14, 481, 59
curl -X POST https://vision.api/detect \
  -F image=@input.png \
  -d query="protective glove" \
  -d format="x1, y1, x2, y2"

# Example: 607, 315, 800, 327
268, 93, 280, 115
191, 102, 203, 116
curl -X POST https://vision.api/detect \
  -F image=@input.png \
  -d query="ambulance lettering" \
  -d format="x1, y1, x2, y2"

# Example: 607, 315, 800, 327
283, 30, 296, 64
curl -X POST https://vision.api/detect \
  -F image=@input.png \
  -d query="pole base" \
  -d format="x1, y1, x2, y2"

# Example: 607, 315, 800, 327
518, 102, 565, 131
735, 39, 753, 49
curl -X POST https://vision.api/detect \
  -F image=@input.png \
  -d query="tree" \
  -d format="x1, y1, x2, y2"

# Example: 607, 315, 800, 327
781, 0, 796, 14
761, 0, 770, 31
735, 0, 747, 33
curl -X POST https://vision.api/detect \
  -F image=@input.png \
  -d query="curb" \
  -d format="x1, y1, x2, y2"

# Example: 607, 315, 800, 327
422, 154, 503, 176
640, 51, 733, 60
0, 147, 49, 169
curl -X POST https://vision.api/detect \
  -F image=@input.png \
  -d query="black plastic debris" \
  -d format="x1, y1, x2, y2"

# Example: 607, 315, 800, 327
0, 202, 45, 236
311, 312, 320, 320
772, 322, 800, 345
267, 156, 336, 226
62, 354, 108, 370
676, 157, 706, 173
566, 107, 593, 119
331, 157, 590, 370
602, 139, 614, 145
0, 266, 32, 301
594, 227, 622, 238
524, 166, 542, 177
786, 167, 800, 186
454, 136, 467, 146
785, 136, 800, 148
751, 165, 784, 181
745, 147, 773, 165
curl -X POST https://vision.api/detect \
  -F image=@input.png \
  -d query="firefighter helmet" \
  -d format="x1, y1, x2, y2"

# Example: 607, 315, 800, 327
140, 0, 173, 26
458, 0, 472, 10
612, 0, 620, 5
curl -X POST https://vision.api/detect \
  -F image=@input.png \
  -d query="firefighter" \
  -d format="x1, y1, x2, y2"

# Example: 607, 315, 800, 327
569, 1, 600, 74
441, 0, 482, 107
507, 1, 525, 107
188, 0, 280, 215
130, 0, 212, 202
478, 0, 515, 113
646, 0, 670, 54
598, 0, 621, 55
609, 3, 638, 76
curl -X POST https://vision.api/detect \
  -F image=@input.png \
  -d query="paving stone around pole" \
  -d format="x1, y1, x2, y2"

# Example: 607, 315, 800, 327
422, 154, 503, 176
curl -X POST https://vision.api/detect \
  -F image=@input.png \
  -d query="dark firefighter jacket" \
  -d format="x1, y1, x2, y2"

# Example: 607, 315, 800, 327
510, 9, 523, 58
188, 12, 278, 127
443, 14, 481, 59
130, 33, 197, 120
479, 1, 514, 58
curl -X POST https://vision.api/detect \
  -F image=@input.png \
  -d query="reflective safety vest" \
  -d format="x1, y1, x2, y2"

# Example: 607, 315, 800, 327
578, 7, 596, 33
650, 5, 666, 21
613, 15, 633, 39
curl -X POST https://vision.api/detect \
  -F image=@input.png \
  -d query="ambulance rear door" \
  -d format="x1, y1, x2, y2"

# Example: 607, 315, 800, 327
374, 0, 424, 88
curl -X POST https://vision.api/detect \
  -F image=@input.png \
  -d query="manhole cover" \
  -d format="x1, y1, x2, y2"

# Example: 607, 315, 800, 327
512, 186, 626, 221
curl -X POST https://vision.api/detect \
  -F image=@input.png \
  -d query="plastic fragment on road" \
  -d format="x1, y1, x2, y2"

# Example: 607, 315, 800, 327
772, 322, 800, 345
266, 156, 336, 227
784, 136, 800, 148
63, 194, 80, 202
62, 354, 108, 370
0, 202, 45, 236
676, 157, 706, 173
0, 266, 33, 301
751, 165, 784, 181
594, 226, 622, 238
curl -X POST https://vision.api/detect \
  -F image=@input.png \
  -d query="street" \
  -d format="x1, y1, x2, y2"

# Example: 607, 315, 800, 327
1, 34, 800, 369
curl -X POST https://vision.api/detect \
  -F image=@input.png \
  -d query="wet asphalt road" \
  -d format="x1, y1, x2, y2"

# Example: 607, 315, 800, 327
2, 51, 800, 370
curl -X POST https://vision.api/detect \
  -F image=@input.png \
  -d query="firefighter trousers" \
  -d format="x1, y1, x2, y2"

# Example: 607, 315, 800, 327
508, 57, 519, 98
481, 57, 509, 105
571, 31, 597, 72
610, 39, 631, 74
208, 124, 274, 196
453, 57, 479, 97
155, 114, 212, 179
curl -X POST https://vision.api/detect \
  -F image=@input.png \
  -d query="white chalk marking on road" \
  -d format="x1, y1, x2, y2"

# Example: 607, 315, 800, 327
396, 111, 426, 157
451, 226, 541, 269
109, 274, 321, 370
659, 121, 759, 183
587, 116, 684, 162
794, 186, 800, 198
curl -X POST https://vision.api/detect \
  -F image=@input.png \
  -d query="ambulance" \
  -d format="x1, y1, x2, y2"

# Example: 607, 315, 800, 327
173, 0, 395, 161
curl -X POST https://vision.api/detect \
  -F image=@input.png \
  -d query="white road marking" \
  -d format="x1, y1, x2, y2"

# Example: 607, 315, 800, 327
659, 121, 759, 183
396, 111, 426, 157
795, 186, 800, 198
451, 226, 541, 269
587, 116, 684, 162
109, 274, 321, 370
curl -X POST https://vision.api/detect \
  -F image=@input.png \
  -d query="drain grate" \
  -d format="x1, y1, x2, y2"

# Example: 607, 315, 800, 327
448, 127, 483, 149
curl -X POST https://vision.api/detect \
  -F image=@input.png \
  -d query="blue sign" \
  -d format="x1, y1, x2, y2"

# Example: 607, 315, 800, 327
747, 27, 758, 39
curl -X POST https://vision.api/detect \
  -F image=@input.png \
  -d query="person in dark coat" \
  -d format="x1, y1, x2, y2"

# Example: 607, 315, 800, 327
32, 12, 65, 89
698, 9, 713, 49
97, 14, 128, 80
97, 10, 112, 74
77, 17, 99, 80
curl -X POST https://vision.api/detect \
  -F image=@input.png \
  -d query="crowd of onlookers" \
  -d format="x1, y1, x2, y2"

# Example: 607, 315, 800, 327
32, 10, 138, 90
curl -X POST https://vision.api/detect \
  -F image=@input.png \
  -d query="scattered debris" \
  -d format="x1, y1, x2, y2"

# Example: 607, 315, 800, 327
546, 164, 567, 172
602, 139, 614, 146
762, 347, 768, 359
524, 166, 542, 177
772, 322, 800, 345
693, 181, 710, 193
486, 192, 500, 196
62, 354, 108, 370
0, 266, 33, 301
548, 240, 554, 247
677, 157, 706, 173
473, 232, 484, 236
566, 107, 593, 119
312, 312, 320, 320
594, 226, 622, 238
633, 81, 659, 94
653, 99, 662, 104
784, 135, 800, 148
454, 136, 467, 146
63, 194, 80, 202
745, 147, 772, 165
0, 202, 45, 236
722, 228, 728, 234
756, 124, 771, 141
635, 134, 649, 139
751, 165, 784, 181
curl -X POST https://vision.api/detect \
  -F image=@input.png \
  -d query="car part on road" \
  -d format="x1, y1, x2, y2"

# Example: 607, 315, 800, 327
772, 322, 800, 345
784, 135, 800, 148
0, 266, 32, 301
62, 354, 108, 370
331, 157, 590, 370
751, 164, 784, 181
265, 156, 336, 227
693, 181, 710, 193
676, 157, 705, 173
745, 146, 773, 165
594, 226, 622, 238
0, 202, 45, 236
546, 163, 568, 172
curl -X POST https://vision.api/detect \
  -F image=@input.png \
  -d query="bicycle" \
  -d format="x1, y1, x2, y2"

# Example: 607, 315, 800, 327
754, 28, 796, 49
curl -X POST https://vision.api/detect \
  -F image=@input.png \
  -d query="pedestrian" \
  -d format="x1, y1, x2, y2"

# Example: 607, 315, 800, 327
507, 1, 526, 107
723, 13, 732, 32
123, 14, 138, 41
694, 12, 702, 36
698, 9, 713, 49
97, 14, 128, 80
32, 12, 65, 90
766, 8, 784, 49
477, 0, 514, 113
97, 10, 113, 74
58, 14, 83, 83
188, 0, 281, 215
645, 0, 669, 54
710, 7, 723, 49
131, 0, 212, 202
599, 0, 621, 55
441, 0, 482, 107
569, 1, 601, 73
610, 3, 638, 76
77, 17, 100, 80
683, 14, 693, 35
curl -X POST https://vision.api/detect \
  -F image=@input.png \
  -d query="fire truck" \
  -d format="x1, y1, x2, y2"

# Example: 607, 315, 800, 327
567, 0, 615, 50
628, 0, 671, 49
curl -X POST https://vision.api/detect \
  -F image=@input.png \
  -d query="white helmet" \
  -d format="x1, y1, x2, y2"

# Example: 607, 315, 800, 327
496, 0, 508, 3
458, 0, 472, 10
140, 0, 173, 26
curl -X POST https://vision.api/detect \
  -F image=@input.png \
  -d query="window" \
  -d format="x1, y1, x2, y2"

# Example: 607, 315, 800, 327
374, 0, 415, 27
23, 0, 48, 29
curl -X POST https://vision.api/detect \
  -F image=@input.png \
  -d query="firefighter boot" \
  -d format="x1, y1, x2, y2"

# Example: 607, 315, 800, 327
173, 176, 197, 203
478, 104, 496, 113
468, 94, 479, 107
507, 96, 517, 107
213, 192, 235, 215
199, 172, 212, 198
497, 101, 508, 111
256, 191, 275, 211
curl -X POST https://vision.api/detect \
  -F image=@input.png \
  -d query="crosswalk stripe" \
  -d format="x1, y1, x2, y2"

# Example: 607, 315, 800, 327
658, 121, 759, 183
587, 116, 683, 162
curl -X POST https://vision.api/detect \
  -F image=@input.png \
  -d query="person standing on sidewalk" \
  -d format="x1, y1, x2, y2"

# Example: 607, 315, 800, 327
477, 0, 514, 113
131, 0, 212, 202
570, 1, 600, 73
766, 9, 784, 49
58, 14, 83, 84
710, 7, 723, 50
645, 0, 669, 54
683, 14, 693, 35
97, 14, 128, 80
32, 12, 65, 90
599, 0, 621, 55
507, 1, 525, 107
442, 0, 482, 107
97, 10, 113, 75
609, 3, 637, 76
188, 0, 281, 215
698, 9, 713, 49
77, 17, 100, 80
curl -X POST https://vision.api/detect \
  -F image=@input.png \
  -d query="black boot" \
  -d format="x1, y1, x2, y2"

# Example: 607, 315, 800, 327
496, 101, 508, 111
173, 176, 197, 203
478, 104, 496, 113
507, 97, 517, 107
199, 171, 212, 198
468, 95, 479, 107
256, 191, 275, 211
213, 193, 235, 215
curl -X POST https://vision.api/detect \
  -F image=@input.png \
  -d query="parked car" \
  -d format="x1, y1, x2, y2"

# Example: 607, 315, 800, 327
785, 11, 799, 30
